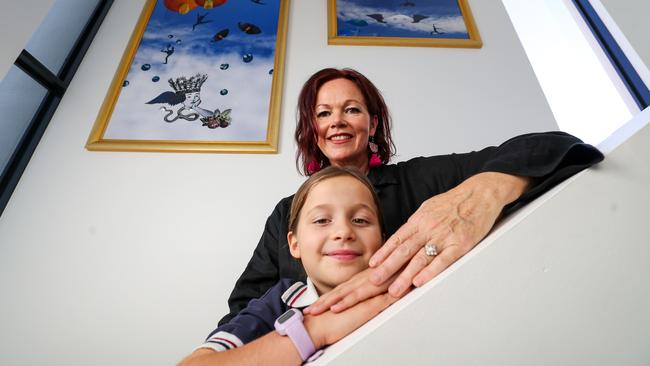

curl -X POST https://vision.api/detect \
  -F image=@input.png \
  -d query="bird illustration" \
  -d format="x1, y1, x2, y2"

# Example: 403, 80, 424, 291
238, 22, 262, 34
211, 28, 230, 42
411, 14, 428, 23
192, 13, 212, 31
366, 14, 386, 23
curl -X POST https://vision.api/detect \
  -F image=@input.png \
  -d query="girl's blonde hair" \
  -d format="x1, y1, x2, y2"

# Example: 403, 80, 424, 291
288, 166, 385, 237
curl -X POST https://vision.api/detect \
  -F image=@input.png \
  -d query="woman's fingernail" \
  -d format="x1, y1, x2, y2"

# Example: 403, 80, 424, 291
389, 283, 401, 295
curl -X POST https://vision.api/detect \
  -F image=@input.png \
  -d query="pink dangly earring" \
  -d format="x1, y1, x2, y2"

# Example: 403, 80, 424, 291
307, 159, 321, 175
368, 136, 382, 168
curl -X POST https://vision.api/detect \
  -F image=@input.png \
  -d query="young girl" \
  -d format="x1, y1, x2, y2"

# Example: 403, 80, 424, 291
179, 167, 399, 366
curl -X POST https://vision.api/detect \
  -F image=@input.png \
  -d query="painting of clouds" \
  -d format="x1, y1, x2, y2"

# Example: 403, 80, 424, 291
88, 0, 288, 153
330, 0, 481, 48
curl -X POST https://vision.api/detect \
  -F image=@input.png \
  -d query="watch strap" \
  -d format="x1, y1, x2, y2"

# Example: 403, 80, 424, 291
285, 319, 316, 361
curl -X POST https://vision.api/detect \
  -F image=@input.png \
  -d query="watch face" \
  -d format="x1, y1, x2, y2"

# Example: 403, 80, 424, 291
278, 309, 296, 324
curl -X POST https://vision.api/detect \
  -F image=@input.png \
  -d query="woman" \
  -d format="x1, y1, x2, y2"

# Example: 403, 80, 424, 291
221, 68, 604, 324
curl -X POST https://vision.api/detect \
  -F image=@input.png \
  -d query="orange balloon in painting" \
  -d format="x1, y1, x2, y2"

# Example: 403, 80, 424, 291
195, 0, 227, 9
164, 0, 199, 14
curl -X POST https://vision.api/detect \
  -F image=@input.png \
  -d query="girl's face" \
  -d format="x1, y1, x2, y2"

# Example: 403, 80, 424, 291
288, 176, 382, 294
315, 78, 377, 173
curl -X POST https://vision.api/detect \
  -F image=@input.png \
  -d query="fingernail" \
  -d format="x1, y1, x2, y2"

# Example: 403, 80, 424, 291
331, 304, 341, 312
413, 278, 422, 287
369, 258, 376, 267
303, 307, 311, 314
389, 283, 401, 295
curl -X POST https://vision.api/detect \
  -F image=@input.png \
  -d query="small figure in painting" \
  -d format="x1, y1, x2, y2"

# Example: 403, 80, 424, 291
161, 44, 175, 64
431, 23, 445, 34
201, 109, 232, 129
411, 14, 428, 23
146, 74, 231, 128
211, 28, 229, 42
193, 12, 212, 31
238, 22, 262, 34
366, 13, 386, 24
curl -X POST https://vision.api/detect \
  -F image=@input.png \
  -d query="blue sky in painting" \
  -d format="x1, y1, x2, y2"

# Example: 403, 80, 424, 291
337, 0, 469, 39
106, 0, 281, 142
140, 0, 279, 61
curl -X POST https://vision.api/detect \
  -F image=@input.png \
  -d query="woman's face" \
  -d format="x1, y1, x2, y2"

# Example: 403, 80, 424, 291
315, 78, 377, 172
287, 176, 382, 294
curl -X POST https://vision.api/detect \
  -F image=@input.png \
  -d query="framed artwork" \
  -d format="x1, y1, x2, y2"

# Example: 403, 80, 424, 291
327, 0, 482, 48
86, 0, 290, 153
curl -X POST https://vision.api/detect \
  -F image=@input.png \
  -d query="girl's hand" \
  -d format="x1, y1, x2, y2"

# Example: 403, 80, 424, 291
303, 267, 397, 315
304, 292, 401, 349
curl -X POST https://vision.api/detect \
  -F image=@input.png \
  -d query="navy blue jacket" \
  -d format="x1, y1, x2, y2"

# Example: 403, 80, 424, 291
198, 279, 318, 352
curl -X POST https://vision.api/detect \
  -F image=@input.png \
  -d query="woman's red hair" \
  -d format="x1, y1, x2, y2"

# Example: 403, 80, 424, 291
294, 68, 395, 176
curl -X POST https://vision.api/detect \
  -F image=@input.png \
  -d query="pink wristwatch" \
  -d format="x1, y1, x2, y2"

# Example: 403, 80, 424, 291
274, 308, 323, 362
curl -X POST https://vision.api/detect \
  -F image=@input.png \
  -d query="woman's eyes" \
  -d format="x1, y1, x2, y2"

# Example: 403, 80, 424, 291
315, 107, 361, 118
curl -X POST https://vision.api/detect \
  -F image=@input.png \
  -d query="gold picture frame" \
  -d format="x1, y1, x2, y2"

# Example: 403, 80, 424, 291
327, 0, 481, 48
86, 0, 290, 153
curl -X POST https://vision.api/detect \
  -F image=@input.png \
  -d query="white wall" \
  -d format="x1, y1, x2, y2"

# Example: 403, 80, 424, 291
0, 1, 557, 365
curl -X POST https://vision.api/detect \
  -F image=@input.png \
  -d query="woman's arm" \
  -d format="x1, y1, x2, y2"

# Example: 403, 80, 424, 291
178, 293, 399, 366
305, 132, 603, 314
370, 172, 530, 295
306, 172, 528, 313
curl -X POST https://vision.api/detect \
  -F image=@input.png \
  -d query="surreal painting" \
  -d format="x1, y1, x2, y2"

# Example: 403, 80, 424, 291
87, 0, 289, 153
328, 0, 481, 48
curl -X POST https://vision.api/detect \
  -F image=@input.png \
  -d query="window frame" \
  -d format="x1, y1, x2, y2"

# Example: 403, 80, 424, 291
0, 0, 114, 216
572, 0, 650, 109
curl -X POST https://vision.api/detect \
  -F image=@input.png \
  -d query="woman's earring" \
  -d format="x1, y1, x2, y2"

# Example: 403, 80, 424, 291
368, 136, 379, 154
307, 159, 322, 175
369, 136, 382, 168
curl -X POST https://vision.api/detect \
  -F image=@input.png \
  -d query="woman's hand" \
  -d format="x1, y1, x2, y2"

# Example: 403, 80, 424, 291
303, 267, 397, 315
304, 291, 401, 349
304, 172, 530, 314
369, 172, 531, 297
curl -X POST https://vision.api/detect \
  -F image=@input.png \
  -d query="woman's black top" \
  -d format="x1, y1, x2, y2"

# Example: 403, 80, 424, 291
219, 131, 604, 325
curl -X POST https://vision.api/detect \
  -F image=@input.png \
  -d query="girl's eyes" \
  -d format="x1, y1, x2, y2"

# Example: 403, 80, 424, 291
352, 217, 370, 225
311, 217, 372, 225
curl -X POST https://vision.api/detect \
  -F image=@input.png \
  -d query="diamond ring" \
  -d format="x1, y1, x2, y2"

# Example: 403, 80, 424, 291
424, 243, 438, 257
